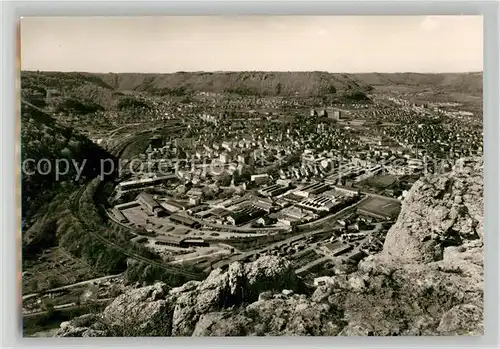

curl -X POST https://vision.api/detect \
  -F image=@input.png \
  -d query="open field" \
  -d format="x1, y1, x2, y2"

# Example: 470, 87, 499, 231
357, 196, 401, 220
360, 174, 399, 190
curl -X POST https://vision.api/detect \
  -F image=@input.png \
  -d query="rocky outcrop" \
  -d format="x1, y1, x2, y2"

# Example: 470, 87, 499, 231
57, 314, 108, 337
192, 292, 346, 336
169, 255, 302, 336
100, 282, 173, 336
383, 158, 483, 263
56, 255, 302, 337
55, 158, 483, 337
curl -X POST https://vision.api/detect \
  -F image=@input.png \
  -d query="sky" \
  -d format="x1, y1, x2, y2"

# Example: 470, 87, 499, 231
20, 16, 483, 73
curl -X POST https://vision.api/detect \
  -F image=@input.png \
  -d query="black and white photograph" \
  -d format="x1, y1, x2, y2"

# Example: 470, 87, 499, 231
19, 15, 484, 337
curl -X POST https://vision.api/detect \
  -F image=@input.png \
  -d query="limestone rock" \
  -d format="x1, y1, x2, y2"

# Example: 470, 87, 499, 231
192, 312, 252, 336
437, 304, 483, 335
383, 157, 483, 263
170, 255, 302, 336
100, 282, 173, 336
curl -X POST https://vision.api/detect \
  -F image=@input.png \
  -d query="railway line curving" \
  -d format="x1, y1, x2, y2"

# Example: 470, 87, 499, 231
69, 184, 205, 280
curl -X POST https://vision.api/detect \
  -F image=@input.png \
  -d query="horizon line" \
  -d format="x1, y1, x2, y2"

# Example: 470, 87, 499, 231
21, 69, 484, 75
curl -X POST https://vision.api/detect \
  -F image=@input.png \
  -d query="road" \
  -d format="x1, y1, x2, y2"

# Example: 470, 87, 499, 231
22, 274, 123, 301
108, 123, 142, 138
185, 213, 288, 233
210, 228, 330, 270
23, 298, 113, 319
106, 207, 267, 246
333, 184, 402, 204
169, 250, 231, 265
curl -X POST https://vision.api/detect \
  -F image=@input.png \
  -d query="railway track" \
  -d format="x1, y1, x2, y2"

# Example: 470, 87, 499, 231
109, 124, 185, 165
69, 184, 205, 280
77, 123, 199, 278
22, 100, 201, 279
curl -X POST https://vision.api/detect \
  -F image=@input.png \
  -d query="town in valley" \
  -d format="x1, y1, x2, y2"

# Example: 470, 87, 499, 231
20, 16, 484, 337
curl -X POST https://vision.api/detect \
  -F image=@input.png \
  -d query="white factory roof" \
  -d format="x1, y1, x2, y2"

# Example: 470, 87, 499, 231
119, 175, 175, 187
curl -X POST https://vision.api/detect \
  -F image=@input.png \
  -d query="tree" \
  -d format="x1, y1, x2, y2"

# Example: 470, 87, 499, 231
327, 85, 337, 94
46, 276, 61, 289
218, 174, 232, 187
276, 82, 282, 95
232, 171, 241, 185
28, 279, 39, 293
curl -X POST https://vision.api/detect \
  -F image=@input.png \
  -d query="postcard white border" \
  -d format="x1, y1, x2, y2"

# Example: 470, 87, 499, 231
1, 1, 498, 348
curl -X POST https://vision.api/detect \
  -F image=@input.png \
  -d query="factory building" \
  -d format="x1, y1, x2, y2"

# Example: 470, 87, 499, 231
187, 204, 209, 215
210, 207, 232, 218
164, 199, 191, 212
118, 175, 176, 191
251, 198, 275, 213
294, 182, 330, 198
277, 206, 315, 227
331, 244, 354, 256
160, 201, 181, 214
114, 201, 140, 210
219, 196, 249, 208
327, 109, 342, 121
111, 208, 129, 223
256, 215, 277, 226
277, 215, 302, 227
227, 206, 265, 226
208, 207, 233, 224
296, 195, 338, 213
155, 235, 208, 248
258, 183, 289, 197
189, 196, 201, 206
170, 214, 201, 229
137, 192, 167, 217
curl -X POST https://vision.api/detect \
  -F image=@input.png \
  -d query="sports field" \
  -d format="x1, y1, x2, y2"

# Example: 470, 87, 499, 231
357, 196, 401, 219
